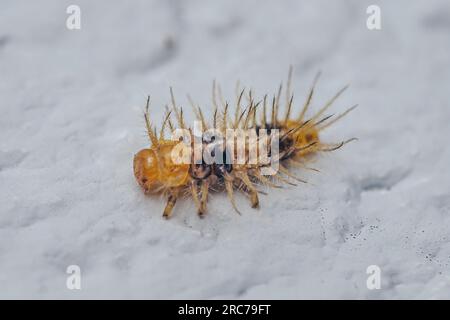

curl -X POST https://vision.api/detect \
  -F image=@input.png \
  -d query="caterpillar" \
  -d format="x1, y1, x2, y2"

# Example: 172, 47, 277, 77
133, 68, 357, 218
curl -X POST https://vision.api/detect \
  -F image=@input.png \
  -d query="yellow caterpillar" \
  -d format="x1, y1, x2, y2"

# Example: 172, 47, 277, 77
133, 68, 357, 218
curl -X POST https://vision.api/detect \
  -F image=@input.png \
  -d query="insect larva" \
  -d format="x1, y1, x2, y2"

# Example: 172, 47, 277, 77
133, 68, 357, 218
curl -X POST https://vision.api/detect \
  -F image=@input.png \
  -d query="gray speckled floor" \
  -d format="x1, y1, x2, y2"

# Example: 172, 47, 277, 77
1, 0, 450, 299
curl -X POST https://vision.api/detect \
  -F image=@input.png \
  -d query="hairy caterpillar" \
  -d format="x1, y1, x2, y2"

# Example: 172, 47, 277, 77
133, 68, 357, 218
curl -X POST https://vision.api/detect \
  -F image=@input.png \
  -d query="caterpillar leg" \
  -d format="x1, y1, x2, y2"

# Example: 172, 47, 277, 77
224, 174, 241, 214
237, 172, 259, 209
249, 191, 259, 209
163, 188, 179, 219
190, 181, 203, 216
199, 180, 209, 217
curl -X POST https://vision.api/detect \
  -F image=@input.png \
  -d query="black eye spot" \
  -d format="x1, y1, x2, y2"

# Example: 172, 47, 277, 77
141, 178, 148, 184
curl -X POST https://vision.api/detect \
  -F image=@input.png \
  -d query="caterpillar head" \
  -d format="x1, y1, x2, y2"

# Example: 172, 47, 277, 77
133, 142, 190, 193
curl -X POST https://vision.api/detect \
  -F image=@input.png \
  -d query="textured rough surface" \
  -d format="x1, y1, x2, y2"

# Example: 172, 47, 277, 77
1, 0, 450, 299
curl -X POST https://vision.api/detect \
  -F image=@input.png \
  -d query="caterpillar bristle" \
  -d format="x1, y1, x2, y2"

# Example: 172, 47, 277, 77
133, 68, 356, 218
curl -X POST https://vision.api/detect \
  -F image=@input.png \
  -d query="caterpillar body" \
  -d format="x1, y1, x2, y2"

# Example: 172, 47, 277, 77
133, 68, 357, 218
